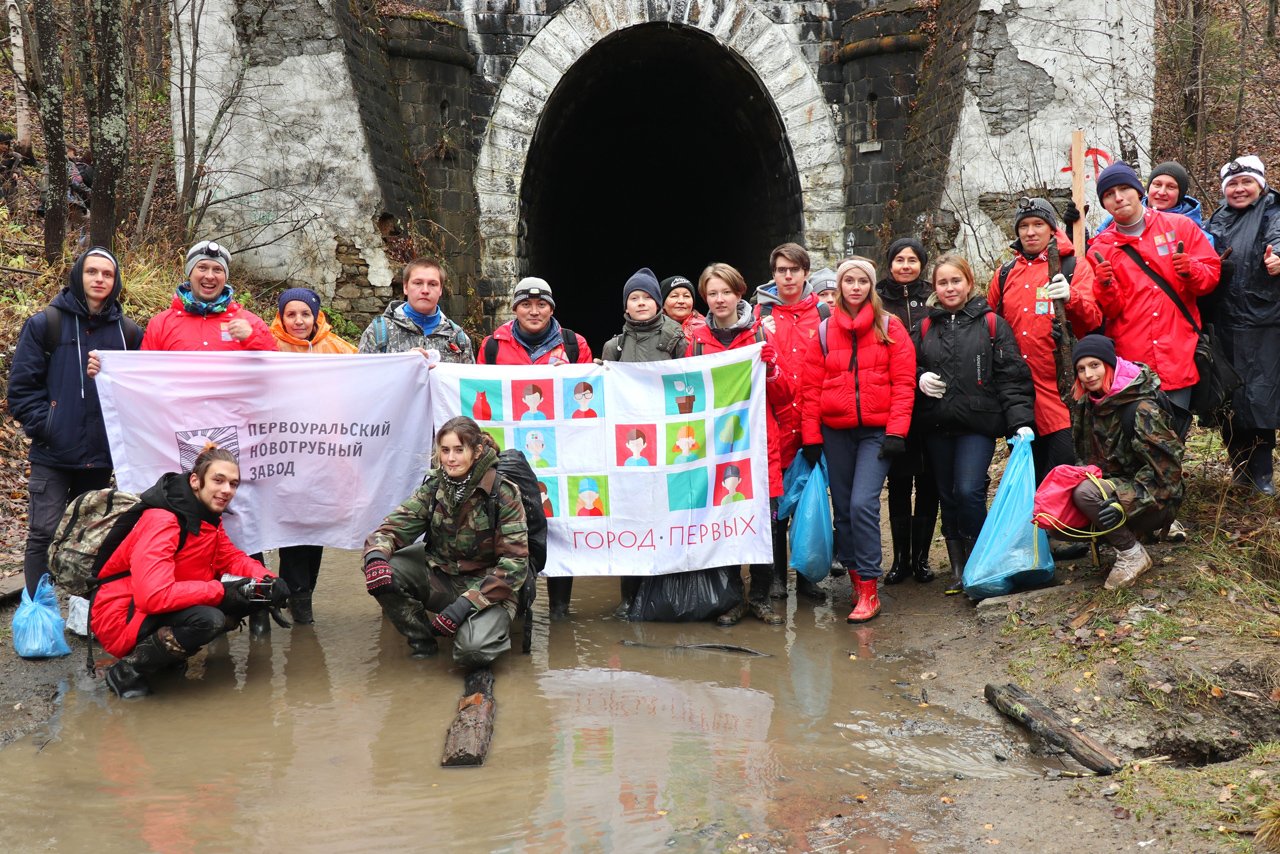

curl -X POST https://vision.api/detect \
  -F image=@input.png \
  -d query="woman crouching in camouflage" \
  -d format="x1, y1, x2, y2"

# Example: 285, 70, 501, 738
362, 416, 528, 665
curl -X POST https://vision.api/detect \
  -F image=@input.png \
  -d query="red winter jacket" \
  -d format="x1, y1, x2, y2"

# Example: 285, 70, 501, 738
1088, 209, 1220, 392
754, 290, 825, 472
685, 316, 794, 497
988, 230, 1101, 434
800, 302, 916, 443
91, 507, 267, 657
477, 320, 593, 365
141, 297, 277, 352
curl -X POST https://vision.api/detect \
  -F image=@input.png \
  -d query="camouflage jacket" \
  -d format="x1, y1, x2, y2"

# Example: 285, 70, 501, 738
356, 300, 474, 363
1072, 361, 1184, 518
363, 448, 528, 608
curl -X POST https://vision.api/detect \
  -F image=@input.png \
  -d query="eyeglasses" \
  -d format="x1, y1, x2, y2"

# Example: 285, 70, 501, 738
774, 265, 803, 276
573, 390, 593, 400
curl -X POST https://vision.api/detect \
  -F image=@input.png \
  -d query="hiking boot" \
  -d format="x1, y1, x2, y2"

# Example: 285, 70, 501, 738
1104, 543, 1153, 590
289, 593, 314, 625
1162, 520, 1187, 544
249, 610, 271, 638
943, 539, 967, 595
409, 636, 439, 659
846, 578, 881, 623
105, 627, 189, 700
716, 600, 748, 627
748, 598, 783, 625
883, 516, 912, 585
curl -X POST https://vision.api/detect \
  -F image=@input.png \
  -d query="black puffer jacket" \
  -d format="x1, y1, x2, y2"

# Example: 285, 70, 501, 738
911, 296, 1036, 438
875, 275, 932, 334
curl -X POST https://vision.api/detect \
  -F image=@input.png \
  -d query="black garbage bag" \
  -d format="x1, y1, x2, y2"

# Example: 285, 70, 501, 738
627, 567, 740, 622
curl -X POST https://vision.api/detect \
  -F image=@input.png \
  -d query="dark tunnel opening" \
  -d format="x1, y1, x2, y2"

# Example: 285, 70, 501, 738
519, 24, 805, 352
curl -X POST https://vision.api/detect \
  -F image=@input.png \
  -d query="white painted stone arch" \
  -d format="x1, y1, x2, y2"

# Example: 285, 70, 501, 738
475, 0, 844, 288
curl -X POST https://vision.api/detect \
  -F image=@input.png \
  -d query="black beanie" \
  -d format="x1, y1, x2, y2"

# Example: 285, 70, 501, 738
623, 267, 662, 309
660, 275, 694, 303
1072, 334, 1117, 369
887, 237, 928, 270
1147, 161, 1189, 204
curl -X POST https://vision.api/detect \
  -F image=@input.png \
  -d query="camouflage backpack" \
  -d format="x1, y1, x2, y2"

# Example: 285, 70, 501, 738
47, 488, 184, 598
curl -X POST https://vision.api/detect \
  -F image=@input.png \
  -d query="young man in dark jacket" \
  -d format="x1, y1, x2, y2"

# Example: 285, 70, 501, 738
6, 247, 141, 596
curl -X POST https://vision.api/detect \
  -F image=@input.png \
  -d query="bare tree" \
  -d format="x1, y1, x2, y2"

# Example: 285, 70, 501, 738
5, 0, 33, 151
69, 0, 128, 249
30, 0, 65, 262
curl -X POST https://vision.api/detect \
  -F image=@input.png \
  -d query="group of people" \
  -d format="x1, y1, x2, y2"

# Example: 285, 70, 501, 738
7, 152, 1277, 698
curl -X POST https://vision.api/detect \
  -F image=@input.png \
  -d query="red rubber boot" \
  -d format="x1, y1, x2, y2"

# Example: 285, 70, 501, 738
846, 578, 881, 623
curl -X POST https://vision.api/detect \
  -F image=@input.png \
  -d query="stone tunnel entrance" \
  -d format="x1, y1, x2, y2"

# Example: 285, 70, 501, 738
519, 24, 805, 350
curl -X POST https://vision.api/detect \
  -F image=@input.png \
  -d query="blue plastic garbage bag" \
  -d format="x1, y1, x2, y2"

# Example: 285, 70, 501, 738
790, 456, 834, 583
963, 435, 1054, 600
12, 573, 71, 659
777, 452, 815, 521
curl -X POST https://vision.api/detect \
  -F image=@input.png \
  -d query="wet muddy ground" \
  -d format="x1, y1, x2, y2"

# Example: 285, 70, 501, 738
0, 546, 1269, 852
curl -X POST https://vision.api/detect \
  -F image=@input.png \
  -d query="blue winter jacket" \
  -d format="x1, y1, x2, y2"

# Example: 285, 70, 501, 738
6, 249, 140, 469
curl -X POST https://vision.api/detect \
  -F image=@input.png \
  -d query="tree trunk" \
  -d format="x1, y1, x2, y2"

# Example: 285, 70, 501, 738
6, 0, 33, 150
31, 0, 66, 262
87, 0, 127, 249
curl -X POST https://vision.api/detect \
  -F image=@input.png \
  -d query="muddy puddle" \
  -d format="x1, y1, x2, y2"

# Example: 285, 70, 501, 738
0, 552, 1045, 851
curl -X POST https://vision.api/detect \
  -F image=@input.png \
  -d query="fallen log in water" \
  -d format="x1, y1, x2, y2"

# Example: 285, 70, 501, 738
984, 682, 1124, 775
441, 667, 496, 767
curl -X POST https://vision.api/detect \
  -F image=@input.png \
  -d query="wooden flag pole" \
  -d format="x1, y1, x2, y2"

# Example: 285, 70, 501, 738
1071, 129, 1086, 255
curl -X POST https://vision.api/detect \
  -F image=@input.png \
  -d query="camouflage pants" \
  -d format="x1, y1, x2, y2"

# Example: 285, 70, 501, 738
381, 543, 512, 668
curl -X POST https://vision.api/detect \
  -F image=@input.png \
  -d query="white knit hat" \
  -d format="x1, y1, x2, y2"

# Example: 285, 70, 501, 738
1220, 155, 1267, 194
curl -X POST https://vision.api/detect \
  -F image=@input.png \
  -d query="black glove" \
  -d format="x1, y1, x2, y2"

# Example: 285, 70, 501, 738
430, 596, 476, 638
363, 556, 394, 596
1063, 200, 1081, 225
260, 573, 290, 607
878, 435, 906, 460
1096, 499, 1125, 530
220, 579, 257, 617
801, 444, 823, 465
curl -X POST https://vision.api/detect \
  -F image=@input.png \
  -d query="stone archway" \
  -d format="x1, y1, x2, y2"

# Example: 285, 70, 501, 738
475, 0, 843, 331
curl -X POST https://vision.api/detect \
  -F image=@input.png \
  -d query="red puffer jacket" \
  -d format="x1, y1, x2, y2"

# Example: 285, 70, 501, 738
753, 291, 825, 473
685, 317, 794, 497
141, 297, 277, 352
988, 229, 1101, 434
477, 320, 593, 365
1088, 208, 1220, 392
91, 508, 268, 657
800, 302, 916, 443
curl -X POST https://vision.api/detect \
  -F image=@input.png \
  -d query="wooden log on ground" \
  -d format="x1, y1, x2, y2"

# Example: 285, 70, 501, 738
984, 682, 1124, 775
441, 667, 496, 767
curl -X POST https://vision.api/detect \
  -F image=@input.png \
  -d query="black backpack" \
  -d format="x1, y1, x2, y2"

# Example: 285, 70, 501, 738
1118, 392, 1177, 437
38, 305, 142, 356
483, 328, 579, 365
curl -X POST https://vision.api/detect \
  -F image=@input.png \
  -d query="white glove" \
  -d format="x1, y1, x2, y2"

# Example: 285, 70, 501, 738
1044, 273, 1070, 301
759, 314, 777, 335
919, 372, 947, 399
1015, 426, 1035, 442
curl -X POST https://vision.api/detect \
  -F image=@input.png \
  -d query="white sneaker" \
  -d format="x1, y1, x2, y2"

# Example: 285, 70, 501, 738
1163, 519, 1187, 543
1104, 543, 1153, 590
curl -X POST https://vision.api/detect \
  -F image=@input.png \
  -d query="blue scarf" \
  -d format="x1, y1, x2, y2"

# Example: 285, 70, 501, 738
177, 282, 234, 316
512, 317, 564, 363
401, 301, 442, 337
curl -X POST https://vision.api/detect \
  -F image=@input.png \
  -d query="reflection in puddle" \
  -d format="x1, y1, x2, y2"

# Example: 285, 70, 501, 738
0, 552, 1041, 850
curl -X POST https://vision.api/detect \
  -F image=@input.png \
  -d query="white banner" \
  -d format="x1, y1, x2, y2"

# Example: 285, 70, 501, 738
96, 351, 433, 553
432, 346, 773, 576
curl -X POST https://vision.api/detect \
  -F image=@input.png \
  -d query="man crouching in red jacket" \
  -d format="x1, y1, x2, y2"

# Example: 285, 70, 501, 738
93, 444, 287, 699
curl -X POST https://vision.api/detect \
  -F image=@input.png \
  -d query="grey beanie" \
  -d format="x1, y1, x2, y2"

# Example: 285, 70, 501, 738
185, 240, 231, 279
1014, 198, 1059, 231
512, 277, 556, 310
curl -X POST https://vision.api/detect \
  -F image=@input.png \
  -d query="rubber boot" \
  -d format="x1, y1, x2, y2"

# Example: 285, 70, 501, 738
747, 564, 783, 625
249, 609, 271, 638
105, 627, 189, 699
1249, 446, 1275, 496
289, 593, 314, 626
846, 578, 881, 623
943, 539, 967, 595
770, 516, 788, 599
547, 576, 573, 621
378, 595, 438, 658
613, 577, 639, 619
796, 572, 825, 600
883, 516, 912, 585
769, 562, 787, 600
909, 514, 937, 582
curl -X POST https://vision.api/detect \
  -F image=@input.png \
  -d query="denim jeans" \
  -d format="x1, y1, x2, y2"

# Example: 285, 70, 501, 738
927, 433, 996, 541
23, 462, 113, 596
821, 426, 892, 580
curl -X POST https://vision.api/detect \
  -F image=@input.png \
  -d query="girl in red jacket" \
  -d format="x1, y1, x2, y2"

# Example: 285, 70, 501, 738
686, 262, 791, 627
95, 445, 286, 699
800, 257, 917, 622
